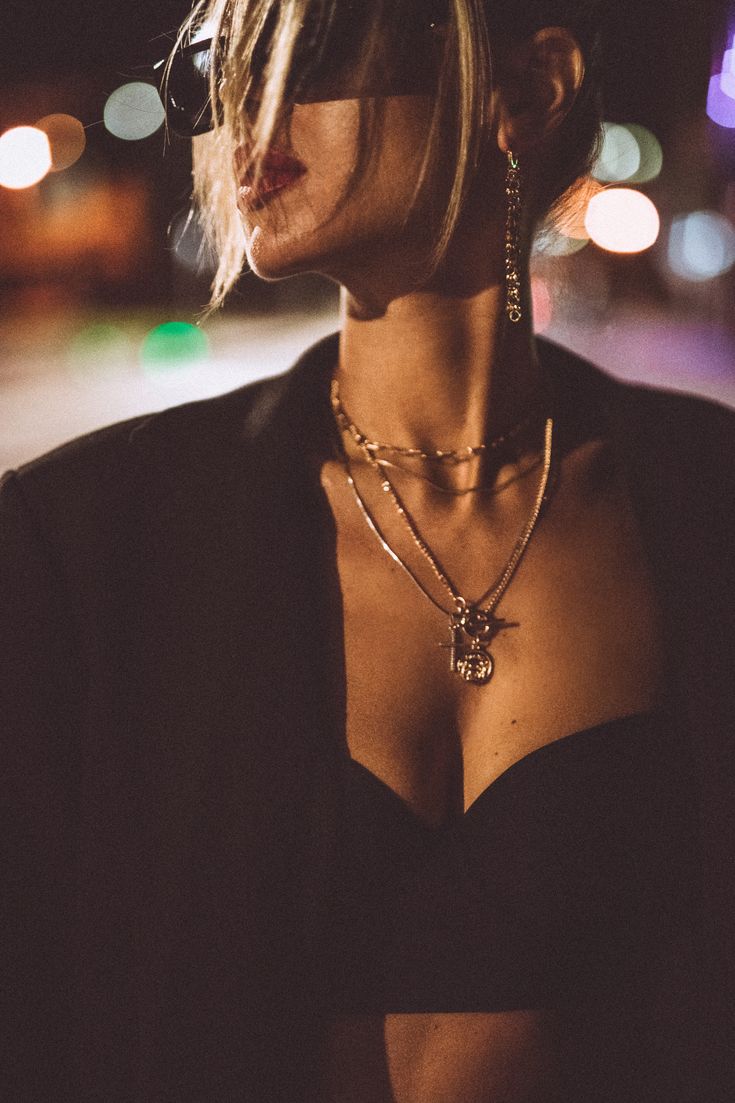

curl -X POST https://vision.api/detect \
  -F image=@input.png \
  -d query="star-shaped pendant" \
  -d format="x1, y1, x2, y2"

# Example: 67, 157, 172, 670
458, 606, 511, 644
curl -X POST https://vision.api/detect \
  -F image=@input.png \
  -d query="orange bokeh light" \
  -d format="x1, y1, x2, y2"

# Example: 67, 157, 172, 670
36, 114, 87, 172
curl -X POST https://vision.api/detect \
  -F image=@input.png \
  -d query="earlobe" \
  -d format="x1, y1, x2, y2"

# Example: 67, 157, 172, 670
493, 27, 586, 155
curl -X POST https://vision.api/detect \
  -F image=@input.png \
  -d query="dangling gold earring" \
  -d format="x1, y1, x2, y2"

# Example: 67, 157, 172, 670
505, 150, 523, 324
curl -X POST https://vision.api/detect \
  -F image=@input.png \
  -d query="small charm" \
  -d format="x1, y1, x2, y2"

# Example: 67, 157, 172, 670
440, 605, 509, 684
458, 606, 509, 645
459, 607, 494, 642
456, 646, 494, 685
448, 615, 464, 674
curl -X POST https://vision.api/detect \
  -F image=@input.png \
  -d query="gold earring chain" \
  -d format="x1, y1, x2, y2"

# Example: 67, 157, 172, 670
505, 150, 523, 325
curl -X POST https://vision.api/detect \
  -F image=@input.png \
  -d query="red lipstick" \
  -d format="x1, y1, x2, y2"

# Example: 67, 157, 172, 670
237, 148, 307, 209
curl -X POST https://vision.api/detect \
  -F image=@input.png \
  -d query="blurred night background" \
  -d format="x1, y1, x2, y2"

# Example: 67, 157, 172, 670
1, 0, 734, 470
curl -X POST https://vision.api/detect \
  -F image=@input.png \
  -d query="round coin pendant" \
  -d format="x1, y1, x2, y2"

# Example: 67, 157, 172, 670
456, 647, 494, 685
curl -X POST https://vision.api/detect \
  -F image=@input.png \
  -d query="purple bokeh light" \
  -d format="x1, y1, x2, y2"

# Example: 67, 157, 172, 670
721, 44, 735, 100
708, 11, 735, 127
708, 73, 735, 126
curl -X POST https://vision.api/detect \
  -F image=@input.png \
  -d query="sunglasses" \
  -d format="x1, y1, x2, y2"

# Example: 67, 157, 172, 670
160, 3, 448, 138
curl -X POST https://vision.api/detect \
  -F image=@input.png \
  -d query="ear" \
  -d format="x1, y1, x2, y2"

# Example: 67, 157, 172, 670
493, 27, 586, 154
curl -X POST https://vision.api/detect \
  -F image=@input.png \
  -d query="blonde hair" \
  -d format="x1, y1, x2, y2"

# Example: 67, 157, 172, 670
177, 0, 602, 312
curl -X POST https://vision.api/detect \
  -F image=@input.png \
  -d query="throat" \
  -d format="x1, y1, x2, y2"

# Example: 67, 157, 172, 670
336, 284, 545, 466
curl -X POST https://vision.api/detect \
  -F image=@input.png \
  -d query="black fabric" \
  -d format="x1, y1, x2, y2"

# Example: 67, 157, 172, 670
328, 712, 698, 1015
2, 334, 734, 1101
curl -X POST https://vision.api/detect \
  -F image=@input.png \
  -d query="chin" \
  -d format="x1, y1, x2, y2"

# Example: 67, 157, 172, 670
242, 218, 354, 284
245, 209, 424, 293
243, 226, 313, 281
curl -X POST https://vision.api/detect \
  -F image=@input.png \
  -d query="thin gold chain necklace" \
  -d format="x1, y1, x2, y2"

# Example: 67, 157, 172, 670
330, 377, 543, 465
336, 415, 555, 686
372, 453, 544, 496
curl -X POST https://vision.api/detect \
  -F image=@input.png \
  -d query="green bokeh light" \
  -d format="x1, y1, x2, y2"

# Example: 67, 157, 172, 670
67, 322, 132, 369
533, 228, 589, 257
140, 322, 210, 369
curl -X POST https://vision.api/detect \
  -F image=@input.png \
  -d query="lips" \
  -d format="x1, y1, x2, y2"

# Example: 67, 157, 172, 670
237, 148, 307, 209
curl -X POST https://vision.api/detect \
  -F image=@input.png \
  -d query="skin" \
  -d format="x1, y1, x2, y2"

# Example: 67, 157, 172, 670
234, 26, 665, 1103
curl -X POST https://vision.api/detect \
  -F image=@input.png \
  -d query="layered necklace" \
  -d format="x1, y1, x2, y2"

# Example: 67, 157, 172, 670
330, 378, 555, 686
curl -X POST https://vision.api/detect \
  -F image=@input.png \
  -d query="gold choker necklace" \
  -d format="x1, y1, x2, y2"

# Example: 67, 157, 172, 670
330, 377, 543, 466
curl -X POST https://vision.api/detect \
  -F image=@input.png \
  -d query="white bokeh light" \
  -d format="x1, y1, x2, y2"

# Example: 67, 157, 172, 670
623, 125, 664, 185
169, 209, 218, 275
592, 123, 641, 183
0, 126, 52, 189
104, 82, 166, 141
585, 189, 660, 254
668, 211, 735, 281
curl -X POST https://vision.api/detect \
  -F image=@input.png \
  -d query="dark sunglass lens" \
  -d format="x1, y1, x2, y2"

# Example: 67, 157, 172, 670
166, 42, 216, 137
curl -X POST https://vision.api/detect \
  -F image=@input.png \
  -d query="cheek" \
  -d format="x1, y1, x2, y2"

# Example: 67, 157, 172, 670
242, 96, 438, 277
241, 101, 361, 275
295, 97, 437, 239
290, 100, 361, 193
286, 101, 365, 235
294, 96, 437, 219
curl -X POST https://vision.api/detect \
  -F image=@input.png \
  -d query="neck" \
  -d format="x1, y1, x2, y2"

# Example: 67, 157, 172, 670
336, 280, 543, 464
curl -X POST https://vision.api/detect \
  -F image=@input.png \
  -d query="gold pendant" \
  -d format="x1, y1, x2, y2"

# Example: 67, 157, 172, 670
443, 607, 504, 686
456, 646, 494, 685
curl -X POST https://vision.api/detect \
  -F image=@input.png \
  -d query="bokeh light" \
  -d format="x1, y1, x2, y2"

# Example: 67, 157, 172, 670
557, 177, 604, 239
667, 211, 735, 281
104, 82, 166, 141
169, 209, 218, 275
531, 277, 553, 333
0, 126, 52, 189
622, 125, 664, 185
534, 226, 589, 257
67, 323, 133, 370
140, 322, 210, 369
592, 123, 641, 183
708, 74, 735, 127
36, 114, 87, 172
720, 38, 735, 99
585, 189, 661, 254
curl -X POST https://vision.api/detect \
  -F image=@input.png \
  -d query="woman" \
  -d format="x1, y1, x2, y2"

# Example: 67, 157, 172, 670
3, 1, 734, 1100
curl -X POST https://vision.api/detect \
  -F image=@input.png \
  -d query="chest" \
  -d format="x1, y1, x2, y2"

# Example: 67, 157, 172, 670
323, 443, 666, 825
